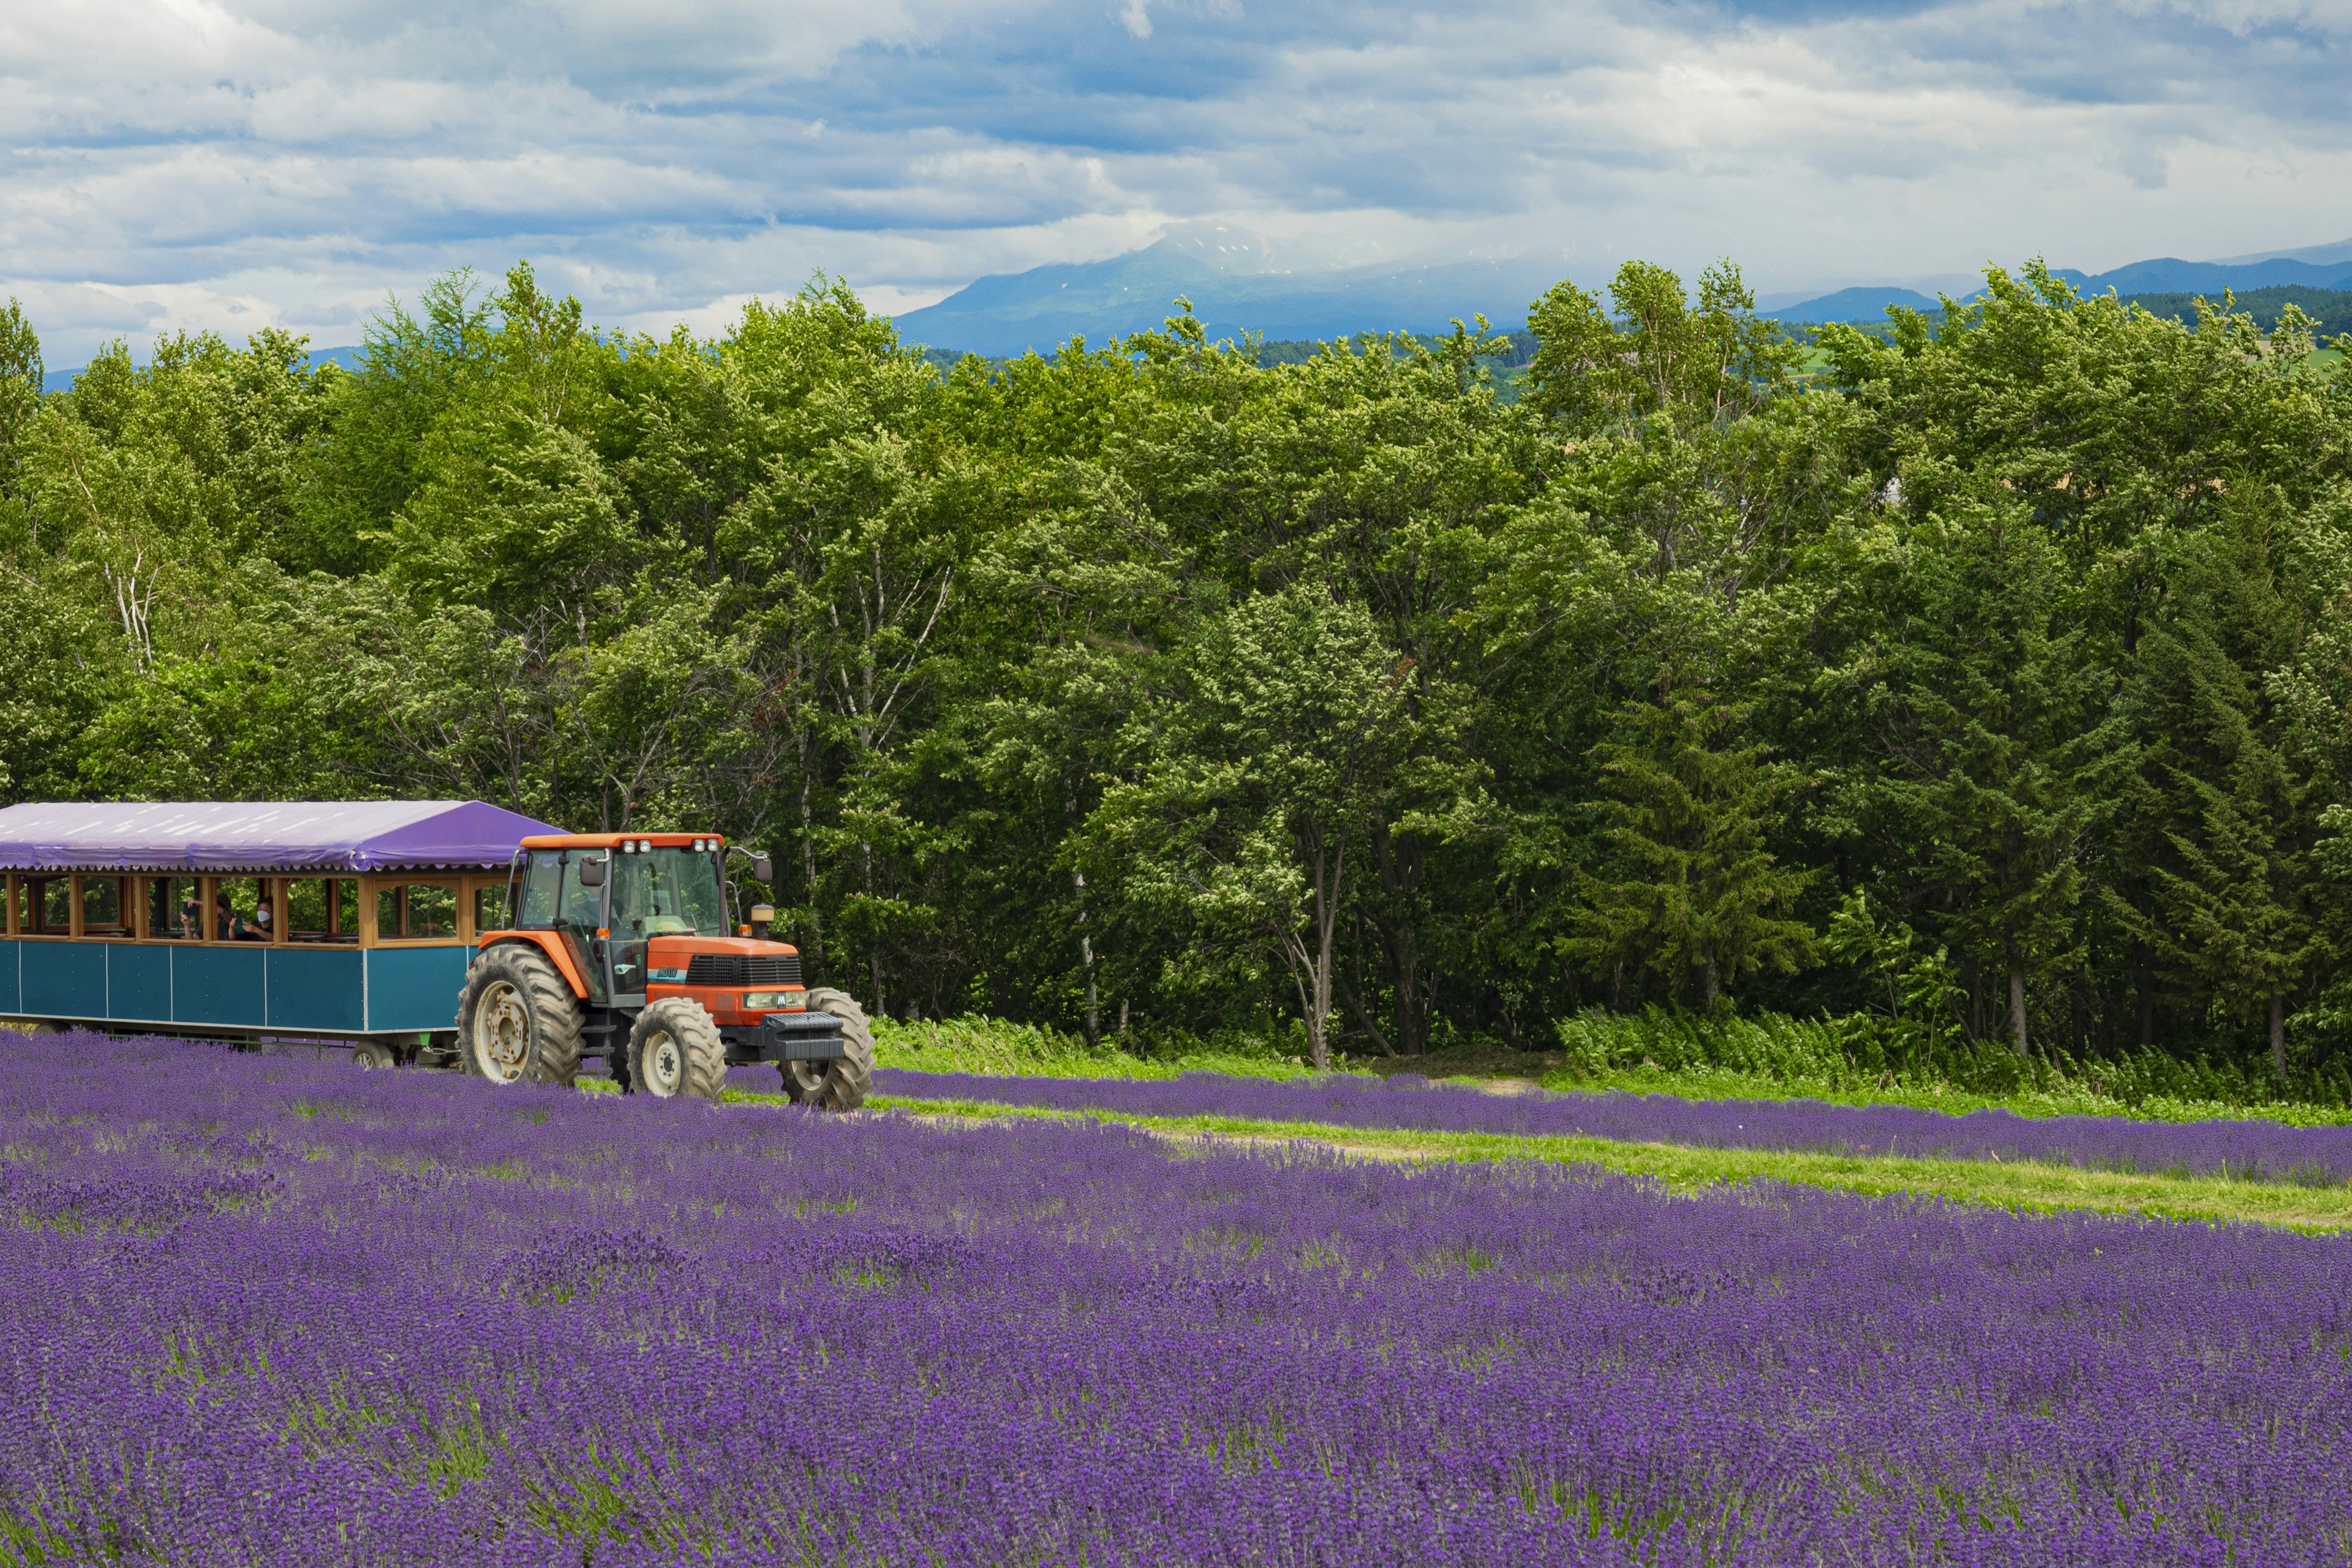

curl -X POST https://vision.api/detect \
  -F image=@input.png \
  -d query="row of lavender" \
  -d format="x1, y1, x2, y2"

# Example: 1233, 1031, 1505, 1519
870, 1066, 2352, 1182
6, 1032, 2351, 1564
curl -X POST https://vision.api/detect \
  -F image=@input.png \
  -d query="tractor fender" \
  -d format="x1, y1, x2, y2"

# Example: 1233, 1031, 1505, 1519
473, 931, 592, 1001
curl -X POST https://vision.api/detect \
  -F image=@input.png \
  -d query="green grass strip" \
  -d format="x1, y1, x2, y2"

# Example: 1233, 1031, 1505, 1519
816, 1090, 2352, 1234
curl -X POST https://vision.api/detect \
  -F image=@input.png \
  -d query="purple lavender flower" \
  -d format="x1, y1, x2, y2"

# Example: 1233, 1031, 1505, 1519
0, 1030, 2344, 1564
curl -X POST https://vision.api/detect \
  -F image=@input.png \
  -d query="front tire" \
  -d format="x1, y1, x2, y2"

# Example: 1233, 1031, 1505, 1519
627, 998, 726, 1102
779, 987, 873, 1110
456, 944, 584, 1087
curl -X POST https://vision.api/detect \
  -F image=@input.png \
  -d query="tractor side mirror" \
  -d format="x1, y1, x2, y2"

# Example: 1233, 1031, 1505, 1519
751, 852, 774, 884
577, 855, 607, 888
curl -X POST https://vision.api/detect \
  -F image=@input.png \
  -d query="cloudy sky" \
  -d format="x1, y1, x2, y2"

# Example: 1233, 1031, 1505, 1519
3, 0, 2347, 363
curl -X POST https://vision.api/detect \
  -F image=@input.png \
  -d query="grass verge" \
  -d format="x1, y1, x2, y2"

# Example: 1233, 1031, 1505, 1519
873, 1014, 2352, 1130
1525, 1062, 2352, 1129
772, 1089, 2352, 1233
873, 1017, 1317, 1082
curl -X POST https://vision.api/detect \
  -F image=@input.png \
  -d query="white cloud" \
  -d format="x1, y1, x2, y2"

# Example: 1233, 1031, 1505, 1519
2, 0, 2348, 363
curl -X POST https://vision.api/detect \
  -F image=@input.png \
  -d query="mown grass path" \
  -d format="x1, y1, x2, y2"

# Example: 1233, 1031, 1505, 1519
814, 1090, 2352, 1233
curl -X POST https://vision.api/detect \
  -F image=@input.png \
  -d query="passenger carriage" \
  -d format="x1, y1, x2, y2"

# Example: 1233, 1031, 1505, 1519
0, 800, 557, 1058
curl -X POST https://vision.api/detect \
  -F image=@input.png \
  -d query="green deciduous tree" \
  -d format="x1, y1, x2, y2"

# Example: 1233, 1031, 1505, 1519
1096, 587, 1411, 1068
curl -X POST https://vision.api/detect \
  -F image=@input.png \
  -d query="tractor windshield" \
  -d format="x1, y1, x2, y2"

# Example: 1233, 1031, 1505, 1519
609, 847, 726, 997
612, 849, 727, 939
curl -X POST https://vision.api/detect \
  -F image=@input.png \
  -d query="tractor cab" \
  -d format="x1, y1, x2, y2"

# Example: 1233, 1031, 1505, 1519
508, 834, 768, 1001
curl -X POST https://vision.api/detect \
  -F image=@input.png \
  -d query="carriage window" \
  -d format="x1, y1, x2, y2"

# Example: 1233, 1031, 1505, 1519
474, 881, 509, 933
377, 883, 458, 940
146, 878, 202, 940
286, 879, 356, 942
407, 884, 456, 939
20, 878, 70, 935
214, 877, 271, 942
80, 876, 129, 935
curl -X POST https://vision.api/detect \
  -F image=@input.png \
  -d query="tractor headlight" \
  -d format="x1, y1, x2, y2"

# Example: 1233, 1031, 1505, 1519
742, 991, 803, 1011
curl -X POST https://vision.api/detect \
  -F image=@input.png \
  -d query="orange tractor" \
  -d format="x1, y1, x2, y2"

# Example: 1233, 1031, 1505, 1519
454, 832, 870, 1107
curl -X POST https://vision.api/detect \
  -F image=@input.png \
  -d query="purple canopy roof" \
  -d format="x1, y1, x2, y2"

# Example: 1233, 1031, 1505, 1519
0, 801, 564, 873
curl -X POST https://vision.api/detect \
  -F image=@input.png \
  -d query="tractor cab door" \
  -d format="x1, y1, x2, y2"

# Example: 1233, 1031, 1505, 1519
515, 849, 611, 1005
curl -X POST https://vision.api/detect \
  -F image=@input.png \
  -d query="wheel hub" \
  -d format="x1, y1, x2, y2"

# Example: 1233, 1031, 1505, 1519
477, 983, 529, 1083
644, 1032, 683, 1096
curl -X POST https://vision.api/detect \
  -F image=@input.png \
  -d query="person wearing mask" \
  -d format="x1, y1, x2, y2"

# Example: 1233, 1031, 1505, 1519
249, 891, 275, 941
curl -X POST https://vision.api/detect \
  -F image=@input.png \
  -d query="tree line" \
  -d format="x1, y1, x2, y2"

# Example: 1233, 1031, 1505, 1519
1, 258, 2348, 1082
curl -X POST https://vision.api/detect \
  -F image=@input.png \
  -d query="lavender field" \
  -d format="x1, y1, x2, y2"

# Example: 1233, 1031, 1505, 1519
875, 1066, 2352, 1183
5, 1033, 2352, 1565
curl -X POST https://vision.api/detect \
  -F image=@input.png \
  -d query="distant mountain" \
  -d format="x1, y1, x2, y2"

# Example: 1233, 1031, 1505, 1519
2208, 238, 2352, 268
1768, 242, 2352, 325
40, 344, 364, 395
1758, 287, 1949, 325
898, 225, 2352, 356
2074, 254, 2352, 295
894, 224, 1558, 358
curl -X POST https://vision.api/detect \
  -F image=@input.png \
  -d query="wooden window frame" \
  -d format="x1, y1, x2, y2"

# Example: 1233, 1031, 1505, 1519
282, 875, 359, 946
202, 874, 279, 946
17, 873, 75, 939
361, 875, 470, 948
471, 876, 510, 940
75, 874, 134, 941
138, 875, 195, 943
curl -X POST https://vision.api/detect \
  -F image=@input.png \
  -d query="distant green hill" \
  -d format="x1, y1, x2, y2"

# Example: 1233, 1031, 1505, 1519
2119, 285, 2352, 337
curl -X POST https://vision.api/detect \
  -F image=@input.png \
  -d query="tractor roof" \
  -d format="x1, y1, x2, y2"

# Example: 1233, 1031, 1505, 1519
518, 833, 729, 851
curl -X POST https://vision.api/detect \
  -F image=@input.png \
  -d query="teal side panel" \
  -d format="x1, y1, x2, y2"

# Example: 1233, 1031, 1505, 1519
364, 947, 470, 1033
174, 946, 266, 1027
0, 941, 18, 1013
23, 942, 107, 1021
108, 944, 172, 1023
266, 948, 366, 1033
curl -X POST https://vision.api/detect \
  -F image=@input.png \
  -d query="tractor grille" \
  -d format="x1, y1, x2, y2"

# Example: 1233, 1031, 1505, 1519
684, 952, 802, 988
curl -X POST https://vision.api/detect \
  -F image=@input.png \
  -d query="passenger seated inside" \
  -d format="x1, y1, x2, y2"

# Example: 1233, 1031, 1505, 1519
216, 889, 243, 941
180, 889, 202, 940
249, 891, 274, 940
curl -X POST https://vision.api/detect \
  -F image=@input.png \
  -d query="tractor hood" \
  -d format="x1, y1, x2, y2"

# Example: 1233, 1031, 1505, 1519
644, 935, 804, 986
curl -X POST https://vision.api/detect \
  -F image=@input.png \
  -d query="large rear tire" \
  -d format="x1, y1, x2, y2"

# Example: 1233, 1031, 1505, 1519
779, 987, 873, 1110
456, 944, 584, 1087
627, 998, 726, 1102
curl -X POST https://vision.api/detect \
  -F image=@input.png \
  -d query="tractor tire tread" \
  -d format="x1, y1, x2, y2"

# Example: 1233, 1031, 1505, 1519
788, 987, 874, 1111
628, 997, 727, 1102
456, 944, 584, 1087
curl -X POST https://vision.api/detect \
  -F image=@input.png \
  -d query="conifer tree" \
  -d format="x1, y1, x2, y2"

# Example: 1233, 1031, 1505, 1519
1838, 490, 2132, 1053
2113, 497, 2320, 1078
1564, 684, 1817, 1006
